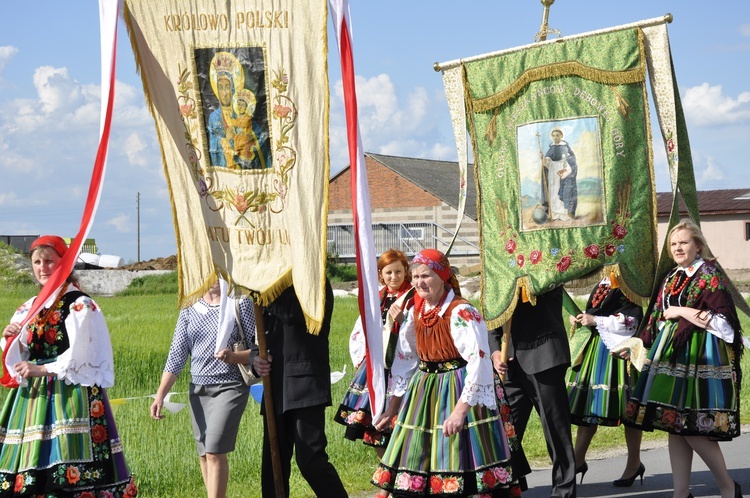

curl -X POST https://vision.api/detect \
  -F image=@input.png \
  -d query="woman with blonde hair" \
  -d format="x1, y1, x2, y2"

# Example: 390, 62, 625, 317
623, 219, 743, 498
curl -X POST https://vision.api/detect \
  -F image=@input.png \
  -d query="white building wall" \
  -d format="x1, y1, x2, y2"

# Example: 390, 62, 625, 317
657, 214, 750, 269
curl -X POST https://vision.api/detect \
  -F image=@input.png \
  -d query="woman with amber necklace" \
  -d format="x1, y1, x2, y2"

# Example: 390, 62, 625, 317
566, 277, 644, 487
622, 219, 743, 498
0, 235, 137, 496
370, 249, 523, 497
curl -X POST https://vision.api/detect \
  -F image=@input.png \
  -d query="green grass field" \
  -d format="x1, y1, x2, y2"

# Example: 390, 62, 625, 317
0, 283, 748, 497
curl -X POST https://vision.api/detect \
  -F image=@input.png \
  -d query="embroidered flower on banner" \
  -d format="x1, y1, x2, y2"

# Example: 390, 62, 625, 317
612, 224, 628, 239
583, 244, 600, 259
556, 256, 572, 272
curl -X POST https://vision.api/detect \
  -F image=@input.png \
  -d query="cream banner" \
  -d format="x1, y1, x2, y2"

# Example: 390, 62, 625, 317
123, 1, 330, 330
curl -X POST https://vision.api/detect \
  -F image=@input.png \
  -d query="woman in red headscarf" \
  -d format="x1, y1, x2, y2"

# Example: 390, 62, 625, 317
371, 249, 525, 497
0, 235, 137, 497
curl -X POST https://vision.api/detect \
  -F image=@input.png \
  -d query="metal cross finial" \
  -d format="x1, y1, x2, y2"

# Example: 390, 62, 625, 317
535, 0, 561, 42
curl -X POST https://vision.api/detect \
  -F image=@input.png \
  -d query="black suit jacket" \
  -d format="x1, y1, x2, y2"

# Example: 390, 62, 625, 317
489, 286, 570, 375
250, 280, 334, 414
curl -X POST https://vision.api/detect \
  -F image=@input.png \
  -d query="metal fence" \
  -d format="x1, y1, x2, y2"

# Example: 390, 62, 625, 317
0, 235, 97, 255
327, 222, 478, 262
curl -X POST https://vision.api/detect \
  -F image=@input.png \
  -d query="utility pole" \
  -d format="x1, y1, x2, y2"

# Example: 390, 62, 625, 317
137, 192, 141, 262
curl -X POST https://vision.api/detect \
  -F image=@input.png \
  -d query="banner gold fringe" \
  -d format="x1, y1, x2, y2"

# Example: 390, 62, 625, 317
485, 275, 536, 331
468, 30, 646, 113
568, 263, 649, 308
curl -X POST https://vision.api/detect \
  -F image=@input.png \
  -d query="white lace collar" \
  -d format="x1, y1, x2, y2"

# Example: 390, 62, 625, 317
674, 257, 704, 278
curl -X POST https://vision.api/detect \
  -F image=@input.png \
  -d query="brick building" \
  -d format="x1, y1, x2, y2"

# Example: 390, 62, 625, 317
328, 153, 750, 272
327, 153, 480, 270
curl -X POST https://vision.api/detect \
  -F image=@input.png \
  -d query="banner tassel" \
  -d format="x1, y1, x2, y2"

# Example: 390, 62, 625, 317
610, 269, 620, 288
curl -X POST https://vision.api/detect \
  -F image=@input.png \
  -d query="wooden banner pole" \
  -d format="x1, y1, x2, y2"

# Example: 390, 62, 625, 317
253, 303, 286, 498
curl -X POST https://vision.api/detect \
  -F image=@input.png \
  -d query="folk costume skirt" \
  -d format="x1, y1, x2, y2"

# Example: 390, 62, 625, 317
566, 333, 630, 426
372, 360, 520, 498
0, 376, 136, 497
334, 362, 392, 448
623, 320, 740, 440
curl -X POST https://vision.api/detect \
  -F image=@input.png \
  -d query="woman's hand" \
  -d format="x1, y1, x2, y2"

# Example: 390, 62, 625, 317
388, 304, 404, 324
12, 361, 47, 379
373, 396, 402, 432
150, 395, 165, 420
253, 354, 273, 377
575, 313, 595, 327
151, 372, 178, 421
491, 350, 508, 376
612, 348, 631, 360
443, 401, 470, 436
214, 348, 233, 364
2, 322, 21, 340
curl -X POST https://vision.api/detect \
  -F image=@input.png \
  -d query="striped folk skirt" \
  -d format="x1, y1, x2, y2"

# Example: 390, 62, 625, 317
334, 361, 392, 448
372, 360, 521, 497
623, 320, 740, 440
0, 376, 136, 497
566, 333, 630, 426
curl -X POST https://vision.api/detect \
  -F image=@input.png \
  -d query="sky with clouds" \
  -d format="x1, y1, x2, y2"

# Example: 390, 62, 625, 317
0, 0, 748, 263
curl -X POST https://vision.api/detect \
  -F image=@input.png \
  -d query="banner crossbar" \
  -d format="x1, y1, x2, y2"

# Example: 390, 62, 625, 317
434, 13, 672, 72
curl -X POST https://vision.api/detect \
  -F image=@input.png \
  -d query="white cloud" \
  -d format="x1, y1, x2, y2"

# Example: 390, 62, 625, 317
741, 24, 750, 37
428, 142, 458, 160
682, 83, 750, 126
113, 80, 154, 127
0, 46, 19, 81
698, 155, 725, 182
0, 132, 38, 173
123, 132, 149, 166
329, 73, 452, 169
106, 213, 131, 233
33, 66, 83, 114
0, 192, 20, 206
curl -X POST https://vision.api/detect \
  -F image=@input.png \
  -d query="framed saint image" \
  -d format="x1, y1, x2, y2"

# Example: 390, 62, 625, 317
194, 47, 272, 170
517, 117, 605, 231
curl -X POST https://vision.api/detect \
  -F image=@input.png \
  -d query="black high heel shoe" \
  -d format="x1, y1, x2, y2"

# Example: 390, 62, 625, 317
735, 481, 742, 498
612, 462, 645, 487
575, 462, 588, 484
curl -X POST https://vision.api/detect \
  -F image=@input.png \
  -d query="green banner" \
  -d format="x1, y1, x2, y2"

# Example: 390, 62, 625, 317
464, 28, 658, 328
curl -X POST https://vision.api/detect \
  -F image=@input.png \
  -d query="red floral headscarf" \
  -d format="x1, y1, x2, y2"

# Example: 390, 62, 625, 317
412, 249, 461, 296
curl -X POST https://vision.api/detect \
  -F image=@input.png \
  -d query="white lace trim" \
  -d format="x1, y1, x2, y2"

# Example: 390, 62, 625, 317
391, 375, 410, 397
460, 379, 496, 409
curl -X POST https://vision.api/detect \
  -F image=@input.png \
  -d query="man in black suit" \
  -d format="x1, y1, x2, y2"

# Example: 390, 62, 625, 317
489, 287, 576, 498
250, 280, 348, 498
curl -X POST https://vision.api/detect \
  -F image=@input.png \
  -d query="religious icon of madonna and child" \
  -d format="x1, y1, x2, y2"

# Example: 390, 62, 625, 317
197, 48, 272, 170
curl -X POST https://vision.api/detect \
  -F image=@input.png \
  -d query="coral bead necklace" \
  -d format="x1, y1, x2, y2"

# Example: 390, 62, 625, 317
666, 271, 690, 296
590, 284, 610, 309
419, 290, 448, 328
